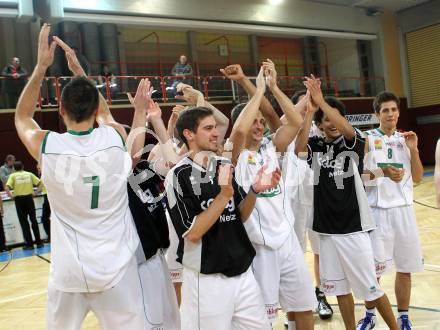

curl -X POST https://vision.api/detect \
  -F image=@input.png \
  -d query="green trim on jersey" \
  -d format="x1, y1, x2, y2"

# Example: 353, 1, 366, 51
43, 145, 126, 157
41, 131, 51, 154
375, 127, 385, 136
377, 162, 404, 169
67, 127, 94, 136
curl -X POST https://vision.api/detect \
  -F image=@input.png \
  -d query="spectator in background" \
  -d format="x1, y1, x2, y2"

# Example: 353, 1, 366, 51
1, 57, 28, 108
98, 64, 118, 99
168, 55, 193, 97
0, 154, 16, 190
5, 161, 43, 250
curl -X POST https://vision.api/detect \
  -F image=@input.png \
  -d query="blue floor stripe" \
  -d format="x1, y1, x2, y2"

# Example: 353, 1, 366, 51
0, 244, 51, 262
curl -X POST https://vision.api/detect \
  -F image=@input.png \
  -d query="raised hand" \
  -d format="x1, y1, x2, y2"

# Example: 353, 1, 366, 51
218, 163, 234, 198
303, 74, 324, 107
252, 166, 281, 193
175, 83, 203, 104
262, 59, 277, 89
37, 23, 57, 70
255, 67, 266, 94
402, 131, 418, 151
146, 100, 162, 122
220, 64, 246, 81
53, 36, 85, 76
127, 78, 153, 112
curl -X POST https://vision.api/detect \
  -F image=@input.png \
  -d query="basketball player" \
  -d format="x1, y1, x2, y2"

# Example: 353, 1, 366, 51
165, 102, 281, 330
358, 91, 424, 330
285, 90, 333, 320
15, 24, 146, 329
295, 76, 397, 330
229, 61, 316, 330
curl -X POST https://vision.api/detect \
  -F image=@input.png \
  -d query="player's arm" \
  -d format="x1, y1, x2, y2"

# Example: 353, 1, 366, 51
403, 131, 423, 183
181, 164, 235, 243
220, 64, 281, 133
176, 84, 230, 144
305, 75, 355, 141
263, 59, 303, 153
435, 140, 440, 208
237, 166, 282, 221
15, 24, 54, 160
228, 68, 265, 165
144, 102, 181, 176
294, 97, 317, 155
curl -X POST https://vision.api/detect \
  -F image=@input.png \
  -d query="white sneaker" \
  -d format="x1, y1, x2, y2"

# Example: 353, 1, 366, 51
397, 315, 412, 329
356, 312, 376, 330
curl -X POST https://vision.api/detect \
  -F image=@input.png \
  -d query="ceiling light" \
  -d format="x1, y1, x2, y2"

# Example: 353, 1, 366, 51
268, 0, 283, 5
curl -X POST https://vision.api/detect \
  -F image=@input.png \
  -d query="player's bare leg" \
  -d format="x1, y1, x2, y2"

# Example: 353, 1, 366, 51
395, 272, 411, 310
314, 254, 320, 286
337, 293, 356, 330
366, 294, 398, 330
287, 311, 313, 329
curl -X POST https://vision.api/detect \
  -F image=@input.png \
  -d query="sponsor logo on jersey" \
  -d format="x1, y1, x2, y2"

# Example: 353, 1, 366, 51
369, 286, 377, 293
201, 197, 236, 213
321, 280, 336, 293
374, 139, 382, 150
257, 184, 281, 198
247, 154, 256, 165
385, 141, 404, 149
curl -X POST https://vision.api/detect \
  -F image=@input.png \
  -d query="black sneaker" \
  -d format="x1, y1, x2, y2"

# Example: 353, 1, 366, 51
284, 320, 288, 329
36, 243, 44, 249
316, 288, 333, 320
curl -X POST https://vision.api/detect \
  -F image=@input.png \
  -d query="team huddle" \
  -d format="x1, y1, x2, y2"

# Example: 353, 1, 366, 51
15, 24, 423, 330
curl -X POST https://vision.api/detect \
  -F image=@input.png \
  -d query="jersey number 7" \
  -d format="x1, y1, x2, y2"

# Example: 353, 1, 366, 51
83, 176, 100, 209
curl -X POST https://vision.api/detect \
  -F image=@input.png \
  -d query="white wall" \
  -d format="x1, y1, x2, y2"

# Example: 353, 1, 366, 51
319, 37, 361, 95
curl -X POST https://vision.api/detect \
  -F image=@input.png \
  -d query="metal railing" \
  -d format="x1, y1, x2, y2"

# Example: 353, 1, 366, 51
0, 75, 385, 109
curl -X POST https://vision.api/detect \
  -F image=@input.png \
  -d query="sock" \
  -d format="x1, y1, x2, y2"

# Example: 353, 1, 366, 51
367, 307, 376, 315
288, 321, 296, 330
398, 310, 409, 318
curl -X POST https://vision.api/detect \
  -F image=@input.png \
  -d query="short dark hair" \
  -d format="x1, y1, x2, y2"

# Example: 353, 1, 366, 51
61, 76, 99, 123
13, 161, 23, 171
291, 90, 307, 105
231, 103, 247, 125
176, 107, 213, 146
5, 154, 15, 162
314, 96, 346, 123
373, 91, 400, 113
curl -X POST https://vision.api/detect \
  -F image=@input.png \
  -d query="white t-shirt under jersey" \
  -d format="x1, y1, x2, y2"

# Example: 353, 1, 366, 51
364, 128, 413, 208
235, 137, 292, 249
41, 126, 139, 292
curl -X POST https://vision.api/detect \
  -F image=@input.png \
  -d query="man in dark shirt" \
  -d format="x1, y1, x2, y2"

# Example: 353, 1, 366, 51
1, 57, 28, 108
165, 106, 280, 329
168, 55, 193, 98
295, 76, 397, 330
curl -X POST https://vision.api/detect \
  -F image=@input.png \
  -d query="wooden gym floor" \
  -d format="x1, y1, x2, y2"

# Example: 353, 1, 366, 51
1, 175, 439, 330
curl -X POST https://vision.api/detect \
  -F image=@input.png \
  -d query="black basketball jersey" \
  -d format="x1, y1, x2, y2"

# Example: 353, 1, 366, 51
127, 159, 170, 260
165, 156, 255, 277
307, 130, 375, 235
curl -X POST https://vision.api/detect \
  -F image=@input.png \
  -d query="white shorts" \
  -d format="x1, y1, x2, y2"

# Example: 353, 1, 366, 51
138, 252, 180, 330
181, 267, 270, 330
252, 233, 317, 320
165, 211, 183, 283
370, 206, 424, 276
308, 229, 320, 255
291, 200, 311, 252
319, 232, 384, 301
46, 256, 144, 330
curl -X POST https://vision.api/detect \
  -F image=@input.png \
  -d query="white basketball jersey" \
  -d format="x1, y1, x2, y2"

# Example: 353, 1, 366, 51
364, 128, 413, 208
41, 126, 139, 292
235, 137, 292, 249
